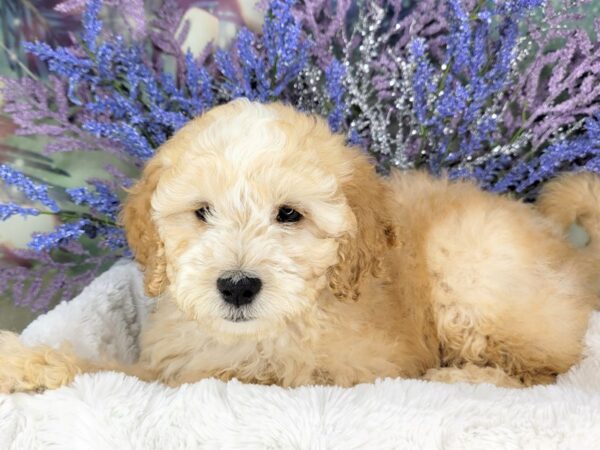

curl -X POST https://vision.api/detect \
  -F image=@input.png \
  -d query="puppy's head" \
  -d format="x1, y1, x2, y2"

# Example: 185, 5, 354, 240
122, 100, 395, 337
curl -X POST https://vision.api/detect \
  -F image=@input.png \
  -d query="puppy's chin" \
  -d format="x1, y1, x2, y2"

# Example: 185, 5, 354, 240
212, 317, 270, 337
175, 304, 279, 339
197, 315, 295, 342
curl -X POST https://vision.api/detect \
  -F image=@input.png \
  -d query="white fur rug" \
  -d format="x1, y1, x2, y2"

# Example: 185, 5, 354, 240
1, 261, 600, 449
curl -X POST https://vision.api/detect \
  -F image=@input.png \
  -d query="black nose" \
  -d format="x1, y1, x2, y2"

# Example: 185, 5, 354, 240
217, 275, 262, 307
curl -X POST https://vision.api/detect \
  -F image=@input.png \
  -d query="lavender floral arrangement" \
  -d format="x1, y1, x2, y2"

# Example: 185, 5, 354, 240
1, 0, 599, 311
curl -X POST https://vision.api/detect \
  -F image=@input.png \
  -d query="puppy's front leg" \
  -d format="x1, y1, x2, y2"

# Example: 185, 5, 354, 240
0, 331, 156, 393
0, 331, 88, 393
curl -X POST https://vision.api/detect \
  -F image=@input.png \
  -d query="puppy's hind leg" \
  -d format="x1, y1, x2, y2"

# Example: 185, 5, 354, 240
422, 364, 523, 388
0, 331, 155, 394
426, 195, 594, 387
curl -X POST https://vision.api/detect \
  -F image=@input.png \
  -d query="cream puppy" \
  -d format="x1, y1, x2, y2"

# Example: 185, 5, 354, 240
1, 99, 599, 392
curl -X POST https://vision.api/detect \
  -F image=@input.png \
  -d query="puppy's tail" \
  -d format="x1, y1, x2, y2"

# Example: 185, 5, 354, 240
537, 172, 600, 247
537, 172, 600, 300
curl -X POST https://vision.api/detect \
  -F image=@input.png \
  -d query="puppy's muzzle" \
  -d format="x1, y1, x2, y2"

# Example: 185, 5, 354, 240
217, 273, 262, 307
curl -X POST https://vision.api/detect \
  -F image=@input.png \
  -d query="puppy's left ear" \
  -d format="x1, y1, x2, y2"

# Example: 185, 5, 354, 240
328, 152, 397, 301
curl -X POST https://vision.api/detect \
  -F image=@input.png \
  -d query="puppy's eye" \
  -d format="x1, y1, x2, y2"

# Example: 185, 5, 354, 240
194, 206, 211, 222
277, 206, 303, 223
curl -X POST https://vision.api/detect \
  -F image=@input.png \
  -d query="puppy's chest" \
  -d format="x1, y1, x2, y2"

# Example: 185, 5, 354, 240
145, 334, 318, 387
139, 305, 319, 386
139, 300, 409, 387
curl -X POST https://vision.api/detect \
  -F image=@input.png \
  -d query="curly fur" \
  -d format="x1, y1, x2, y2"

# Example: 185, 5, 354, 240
1, 100, 599, 392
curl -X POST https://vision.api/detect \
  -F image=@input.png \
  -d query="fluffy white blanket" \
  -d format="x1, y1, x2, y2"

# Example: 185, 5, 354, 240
1, 261, 600, 449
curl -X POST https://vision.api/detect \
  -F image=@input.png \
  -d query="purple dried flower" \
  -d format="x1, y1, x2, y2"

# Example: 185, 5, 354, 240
98, 226, 128, 250
184, 52, 214, 113
215, 49, 245, 98
66, 180, 120, 220
0, 250, 119, 311
507, 10, 600, 149
119, 0, 147, 40
325, 59, 346, 132
501, 0, 546, 15
216, 0, 311, 101
54, 0, 87, 13
445, 0, 472, 73
150, 0, 187, 62
83, 121, 153, 159
294, 0, 352, 66
409, 38, 436, 125
236, 28, 270, 101
0, 203, 40, 220
28, 220, 89, 252
0, 165, 59, 212
82, 0, 102, 52
264, 0, 311, 83
517, 113, 600, 191
23, 42, 94, 105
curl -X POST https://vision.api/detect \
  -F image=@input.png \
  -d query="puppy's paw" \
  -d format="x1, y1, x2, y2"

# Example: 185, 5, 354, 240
423, 364, 523, 388
0, 331, 82, 394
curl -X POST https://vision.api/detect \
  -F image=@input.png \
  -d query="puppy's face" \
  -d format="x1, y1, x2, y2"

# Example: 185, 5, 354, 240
123, 100, 395, 337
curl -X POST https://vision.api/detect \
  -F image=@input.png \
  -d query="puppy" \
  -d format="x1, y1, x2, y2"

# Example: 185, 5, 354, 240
1, 99, 599, 392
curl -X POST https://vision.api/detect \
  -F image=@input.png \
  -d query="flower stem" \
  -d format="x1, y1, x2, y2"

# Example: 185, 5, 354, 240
37, 210, 118, 227
0, 41, 40, 81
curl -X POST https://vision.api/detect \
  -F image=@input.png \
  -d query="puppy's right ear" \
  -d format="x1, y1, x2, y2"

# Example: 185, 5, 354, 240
121, 159, 168, 297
